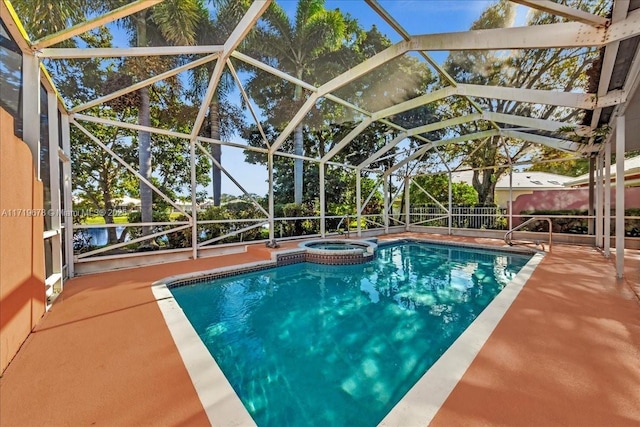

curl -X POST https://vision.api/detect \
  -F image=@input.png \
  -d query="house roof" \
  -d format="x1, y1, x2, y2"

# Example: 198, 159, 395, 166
451, 171, 573, 190
564, 155, 640, 187
113, 196, 141, 206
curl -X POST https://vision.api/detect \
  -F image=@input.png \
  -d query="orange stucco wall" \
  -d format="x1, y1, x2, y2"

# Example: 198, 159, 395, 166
0, 108, 46, 374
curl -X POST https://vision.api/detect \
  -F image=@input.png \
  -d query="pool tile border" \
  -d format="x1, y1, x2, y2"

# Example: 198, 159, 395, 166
152, 239, 543, 426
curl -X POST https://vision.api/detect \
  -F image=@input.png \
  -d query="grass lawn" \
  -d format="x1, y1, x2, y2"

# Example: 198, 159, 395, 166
82, 212, 184, 224
83, 216, 130, 225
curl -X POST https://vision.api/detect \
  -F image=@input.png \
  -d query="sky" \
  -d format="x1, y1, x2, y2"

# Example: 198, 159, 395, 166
215, 0, 511, 199
102, 0, 529, 200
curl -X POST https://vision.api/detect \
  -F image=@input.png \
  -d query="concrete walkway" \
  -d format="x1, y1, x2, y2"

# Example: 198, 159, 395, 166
1, 235, 639, 426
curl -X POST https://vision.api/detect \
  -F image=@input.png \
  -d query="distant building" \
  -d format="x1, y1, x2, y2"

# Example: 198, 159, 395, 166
563, 155, 640, 188
450, 171, 574, 208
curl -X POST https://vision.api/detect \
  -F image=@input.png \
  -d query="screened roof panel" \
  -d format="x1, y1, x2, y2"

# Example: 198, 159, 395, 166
3, 0, 639, 179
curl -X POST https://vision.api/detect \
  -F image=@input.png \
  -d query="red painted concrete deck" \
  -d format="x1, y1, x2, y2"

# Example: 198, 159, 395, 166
1, 235, 639, 426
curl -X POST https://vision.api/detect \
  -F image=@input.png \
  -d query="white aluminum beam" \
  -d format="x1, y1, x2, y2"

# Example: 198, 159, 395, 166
459, 84, 600, 109
76, 224, 191, 259
411, 21, 612, 51
189, 138, 198, 259
192, 4, 274, 144
383, 178, 389, 233
226, 59, 270, 148
616, 36, 640, 117
269, 93, 319, 153
357, 133, 406, 171
268, 153, 275, 242
72, 120, 192, 217
372, 87, 457, 120
198, 222, 267, 248
224, 1, 270, 52
321, 119, 372, 162
605, 8, 640, 44
317, 41, 410, 96
406, 113, 483, 137
420, 7, 632, 52
22, 54, 40, 172
413, 180, 448, 212
385, 130, 498, 176
604, 140, 611, 257
48, 91, 62, 285
1, 0, 33, 52
271, 41, 411, 153
73, 113, 269, 154
72, 53, 219, 113
197, 136, 268, 154
195, 141, 269, 218
33, 0, 163, 49
615, 116, 625, 278
38, 45, 224, 59
510, 0, 609, 27
485, 111, 591, 136
190, 55, 226, 140
360, 176, 383, 216
597, 153, 605, 247
589, 0, 628, 128
452, 137, 490, 172
356, 173, 362, 236
500, 130, 585, 152
233, 50, 439, 150
366, 0, 502, 131
231, 51, 317, 92
61, 113, 74, 276
74, 113, 189, 138
319, 165, 326, 236
404, 176, 411, 230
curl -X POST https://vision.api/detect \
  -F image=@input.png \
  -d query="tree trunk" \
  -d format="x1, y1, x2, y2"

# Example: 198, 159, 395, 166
137, 14, 153, 238
293, 70, 304, 204
210, 94, 221, 206
471, 138, 499, 206
472, 168, 497, 206
104, 195, 118, 244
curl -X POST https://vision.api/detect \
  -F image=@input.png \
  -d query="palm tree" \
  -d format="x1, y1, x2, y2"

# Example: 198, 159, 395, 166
126, 1, 201, 236
13, 0, 201, 243
247, 0, 346, 204
190, 1, 248, 206
9, 0, 95, 42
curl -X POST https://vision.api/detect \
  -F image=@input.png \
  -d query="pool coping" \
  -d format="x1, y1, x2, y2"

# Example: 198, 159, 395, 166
151, 239, 543, 426
379, 247, 544, 425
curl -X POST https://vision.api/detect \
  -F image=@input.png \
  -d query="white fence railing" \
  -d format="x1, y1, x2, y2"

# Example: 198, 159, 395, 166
72, 207, 640, 261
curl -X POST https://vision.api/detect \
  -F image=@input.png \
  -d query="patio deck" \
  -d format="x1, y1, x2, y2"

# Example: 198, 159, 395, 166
1, 234, 639, 426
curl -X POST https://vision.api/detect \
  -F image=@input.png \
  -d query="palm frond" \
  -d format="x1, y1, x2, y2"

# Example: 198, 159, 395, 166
151, 0, 201, 45
261, 2, 294, 46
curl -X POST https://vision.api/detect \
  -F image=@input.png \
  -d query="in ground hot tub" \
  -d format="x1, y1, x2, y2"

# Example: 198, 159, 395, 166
299, 239, 377, 265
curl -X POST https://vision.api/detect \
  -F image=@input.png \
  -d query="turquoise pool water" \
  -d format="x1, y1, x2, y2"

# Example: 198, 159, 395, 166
170, 242, 531, 426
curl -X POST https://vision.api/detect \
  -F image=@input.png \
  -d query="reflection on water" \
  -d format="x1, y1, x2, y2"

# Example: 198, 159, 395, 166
171, 242, 532, 427
82, 227, 126, 246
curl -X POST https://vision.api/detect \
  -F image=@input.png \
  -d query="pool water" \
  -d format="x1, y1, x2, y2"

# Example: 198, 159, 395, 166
170, 242, 531, 426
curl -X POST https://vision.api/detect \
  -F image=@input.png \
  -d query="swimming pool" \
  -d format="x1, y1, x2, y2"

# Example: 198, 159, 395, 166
167, 241, 534, 426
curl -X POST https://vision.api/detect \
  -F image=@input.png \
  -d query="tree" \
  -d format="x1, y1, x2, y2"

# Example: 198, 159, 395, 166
439, 0, 607, 204
118, 0, 201, 238
245, 0, 347, 204
14, 1, 213, 247
244, 22, 440, 211
410, 175, 478, 206
525, 147, 589, 176
9, 0, 96, 43
189, 0, 248, 206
